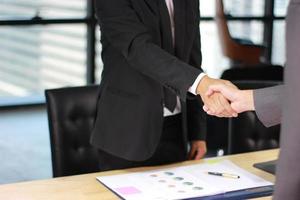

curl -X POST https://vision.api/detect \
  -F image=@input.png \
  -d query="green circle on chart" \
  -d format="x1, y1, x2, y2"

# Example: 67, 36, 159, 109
183, 182, 193, 186
164, 172, 174, 176
193, 186, 204, 190
174, 177, 184, 181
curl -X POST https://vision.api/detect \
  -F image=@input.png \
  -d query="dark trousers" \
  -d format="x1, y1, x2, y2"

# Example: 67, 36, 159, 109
98, 114, 186, 171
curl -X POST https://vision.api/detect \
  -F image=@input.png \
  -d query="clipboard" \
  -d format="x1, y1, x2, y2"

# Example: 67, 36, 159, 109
190, 186, 274, 200
97, 160, 274, 200
253, 160, 277, 175
100, 182, 274, 200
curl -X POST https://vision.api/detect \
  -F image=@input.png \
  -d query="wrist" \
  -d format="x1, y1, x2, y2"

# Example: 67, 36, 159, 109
242, 90, 255, 111
196, 75, 210, 96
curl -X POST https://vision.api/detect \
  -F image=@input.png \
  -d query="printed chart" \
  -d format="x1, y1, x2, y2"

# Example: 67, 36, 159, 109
97, 160, 273, 200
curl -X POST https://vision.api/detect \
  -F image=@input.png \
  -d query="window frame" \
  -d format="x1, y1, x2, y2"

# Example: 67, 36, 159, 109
0, 0, 96, 108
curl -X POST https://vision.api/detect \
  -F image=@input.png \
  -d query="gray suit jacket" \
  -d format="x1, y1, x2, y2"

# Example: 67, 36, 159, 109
254, 85, 283, 127
254, 0, 300, 198
273, 0, 300, 199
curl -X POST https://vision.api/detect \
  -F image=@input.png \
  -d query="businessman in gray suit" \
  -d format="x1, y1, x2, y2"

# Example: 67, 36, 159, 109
204, 0, 300, 198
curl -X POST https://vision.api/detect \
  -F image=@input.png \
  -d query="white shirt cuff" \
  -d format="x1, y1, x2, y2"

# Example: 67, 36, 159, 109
188, 73, 206, 95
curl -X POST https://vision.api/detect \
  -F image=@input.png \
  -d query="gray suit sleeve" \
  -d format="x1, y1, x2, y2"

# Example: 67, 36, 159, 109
253, 85, 284, 127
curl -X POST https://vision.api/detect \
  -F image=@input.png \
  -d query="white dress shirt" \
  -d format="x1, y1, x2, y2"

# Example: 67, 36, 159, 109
163, 0, 205, 116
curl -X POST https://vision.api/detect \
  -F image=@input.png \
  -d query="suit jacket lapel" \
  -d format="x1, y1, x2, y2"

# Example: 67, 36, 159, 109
144, 0, 159, 15
144, 0, 195, 60
174, 0, 198, 61
173, 0, 186, 59
158, 0, 175, 55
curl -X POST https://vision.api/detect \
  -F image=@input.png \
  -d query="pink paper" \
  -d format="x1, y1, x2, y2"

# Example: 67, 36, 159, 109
115, 186, 141, 195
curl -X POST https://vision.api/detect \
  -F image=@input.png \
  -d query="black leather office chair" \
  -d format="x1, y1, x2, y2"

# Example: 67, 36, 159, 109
45, 86, 100, 177
206, 81, 282, 156
221, 65, 284, 81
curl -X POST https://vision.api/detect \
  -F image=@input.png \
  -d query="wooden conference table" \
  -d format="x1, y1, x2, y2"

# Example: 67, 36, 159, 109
0, 149, 278, 200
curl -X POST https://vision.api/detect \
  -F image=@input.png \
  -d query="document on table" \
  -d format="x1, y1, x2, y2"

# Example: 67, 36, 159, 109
96, 160, 273, 200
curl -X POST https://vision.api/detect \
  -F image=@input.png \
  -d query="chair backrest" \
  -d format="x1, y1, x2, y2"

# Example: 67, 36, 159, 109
221, 65, 284, 81
45, 85, 100, 177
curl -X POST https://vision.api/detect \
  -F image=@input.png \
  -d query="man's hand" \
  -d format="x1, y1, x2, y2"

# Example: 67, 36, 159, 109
196, 76, 238, 118
204, 84, 255, 115
188, 140, 207, 160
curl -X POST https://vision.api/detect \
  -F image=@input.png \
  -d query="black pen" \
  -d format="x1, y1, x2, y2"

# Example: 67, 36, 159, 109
206, 171, 240, 179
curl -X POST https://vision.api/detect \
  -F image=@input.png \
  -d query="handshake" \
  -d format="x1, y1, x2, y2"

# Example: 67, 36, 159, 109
196, 76, 255, 118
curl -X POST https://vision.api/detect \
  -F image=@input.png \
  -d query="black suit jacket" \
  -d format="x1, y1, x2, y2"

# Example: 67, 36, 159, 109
90, 0, 206, 161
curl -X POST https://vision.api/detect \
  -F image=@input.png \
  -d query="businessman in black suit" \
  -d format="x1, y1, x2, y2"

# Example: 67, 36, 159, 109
90, 0, 237, 171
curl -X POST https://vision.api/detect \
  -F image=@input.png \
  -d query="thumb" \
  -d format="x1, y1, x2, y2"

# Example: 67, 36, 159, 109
205, 87, 215, 97
205, 84, 227, 96
206, 85, 236, 101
